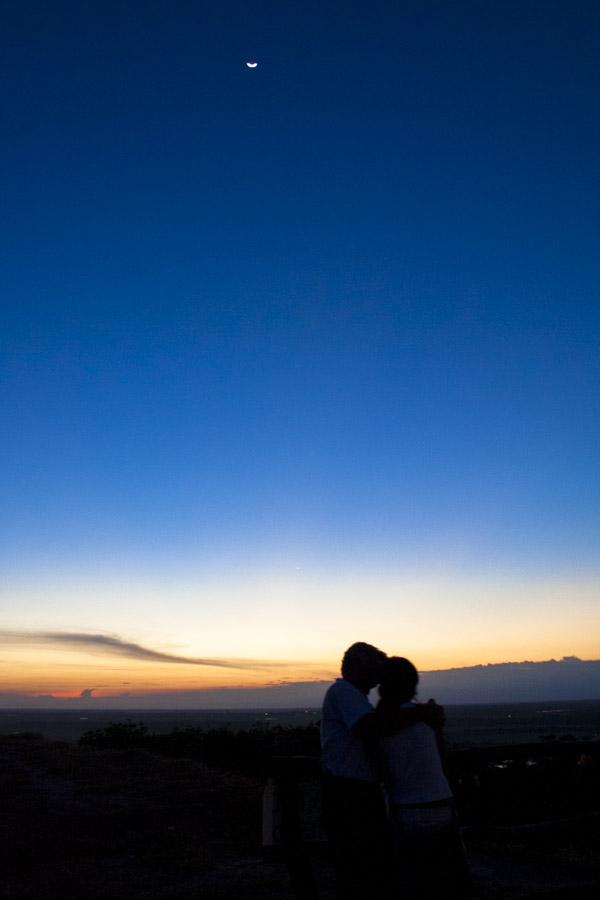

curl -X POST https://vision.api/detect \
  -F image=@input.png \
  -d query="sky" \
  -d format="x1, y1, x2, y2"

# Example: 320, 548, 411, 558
1, 1, 599, 704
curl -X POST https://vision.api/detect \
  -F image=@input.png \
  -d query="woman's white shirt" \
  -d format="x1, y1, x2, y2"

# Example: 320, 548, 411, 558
379, 701, 452, 804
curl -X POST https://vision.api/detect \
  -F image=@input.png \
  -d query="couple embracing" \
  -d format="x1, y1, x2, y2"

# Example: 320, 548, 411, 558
320, 642, 470, 900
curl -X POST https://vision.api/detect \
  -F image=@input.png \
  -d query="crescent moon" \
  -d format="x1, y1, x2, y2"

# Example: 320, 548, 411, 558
245, 61, 258, 68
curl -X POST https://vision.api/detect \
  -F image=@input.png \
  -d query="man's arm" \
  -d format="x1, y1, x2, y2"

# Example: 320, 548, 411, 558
351, 698, 445, 740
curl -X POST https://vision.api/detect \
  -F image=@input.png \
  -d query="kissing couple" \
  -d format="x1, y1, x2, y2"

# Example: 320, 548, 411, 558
321, 642, 471, 900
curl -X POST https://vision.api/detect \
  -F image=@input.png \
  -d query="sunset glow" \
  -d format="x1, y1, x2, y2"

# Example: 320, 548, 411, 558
2, 2, 599, 709
2, 570, 598, 702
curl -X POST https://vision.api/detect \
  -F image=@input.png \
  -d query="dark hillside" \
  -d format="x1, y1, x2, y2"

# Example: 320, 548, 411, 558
0, 732, 290, 900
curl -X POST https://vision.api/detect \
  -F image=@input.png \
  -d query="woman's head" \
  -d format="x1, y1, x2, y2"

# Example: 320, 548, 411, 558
378, 656, 418, 703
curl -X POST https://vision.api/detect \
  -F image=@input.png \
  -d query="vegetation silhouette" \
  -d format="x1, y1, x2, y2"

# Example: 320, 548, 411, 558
79, 719, 600, 823
80, 719, 321, 774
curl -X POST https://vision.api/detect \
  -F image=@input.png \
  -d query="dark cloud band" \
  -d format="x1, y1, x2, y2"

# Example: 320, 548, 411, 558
0, 631, 261, 670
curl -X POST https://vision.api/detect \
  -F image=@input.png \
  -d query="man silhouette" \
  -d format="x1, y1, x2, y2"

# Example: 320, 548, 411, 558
320, 642, 444, 900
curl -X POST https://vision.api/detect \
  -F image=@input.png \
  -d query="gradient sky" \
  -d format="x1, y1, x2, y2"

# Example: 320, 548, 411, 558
2, 1, 599, 702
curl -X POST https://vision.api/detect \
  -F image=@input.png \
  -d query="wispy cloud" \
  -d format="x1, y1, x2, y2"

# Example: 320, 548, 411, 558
0, 631, 276, 670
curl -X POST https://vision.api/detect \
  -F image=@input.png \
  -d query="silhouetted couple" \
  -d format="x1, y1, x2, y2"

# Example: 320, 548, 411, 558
320, 642, 470, 900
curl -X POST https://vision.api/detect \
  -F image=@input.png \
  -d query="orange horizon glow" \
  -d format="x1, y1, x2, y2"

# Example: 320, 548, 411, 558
2, 648, 599, 699
2, 569, 598, 697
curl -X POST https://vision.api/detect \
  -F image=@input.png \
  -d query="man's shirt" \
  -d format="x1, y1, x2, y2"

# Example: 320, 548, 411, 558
320, 678, 377, 782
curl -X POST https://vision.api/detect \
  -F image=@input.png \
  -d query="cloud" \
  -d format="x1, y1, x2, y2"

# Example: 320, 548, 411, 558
0, 657, 598, 709
0, 630, 275, 670
0, 681, 333, 709
419, 656, 600, 703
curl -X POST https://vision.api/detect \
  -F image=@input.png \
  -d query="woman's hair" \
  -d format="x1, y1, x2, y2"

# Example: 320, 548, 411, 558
378, 656, 419, 702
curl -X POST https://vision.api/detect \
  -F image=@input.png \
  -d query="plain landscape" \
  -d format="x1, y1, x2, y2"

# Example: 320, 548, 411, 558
2, 697, 600, 745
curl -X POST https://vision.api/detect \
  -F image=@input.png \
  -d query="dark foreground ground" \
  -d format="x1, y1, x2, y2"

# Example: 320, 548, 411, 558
1, 733, 599, 899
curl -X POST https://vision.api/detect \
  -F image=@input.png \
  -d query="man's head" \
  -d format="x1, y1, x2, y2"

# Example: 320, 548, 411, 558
378, 656, 418, 703
341, 642, 387, 692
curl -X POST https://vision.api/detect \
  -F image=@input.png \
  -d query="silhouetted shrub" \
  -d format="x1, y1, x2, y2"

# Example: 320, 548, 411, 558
79, 721, 320, 773
80, 720, 149, 749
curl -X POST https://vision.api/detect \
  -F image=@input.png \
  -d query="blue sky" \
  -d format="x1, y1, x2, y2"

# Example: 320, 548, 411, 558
1, 2, 599, 696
